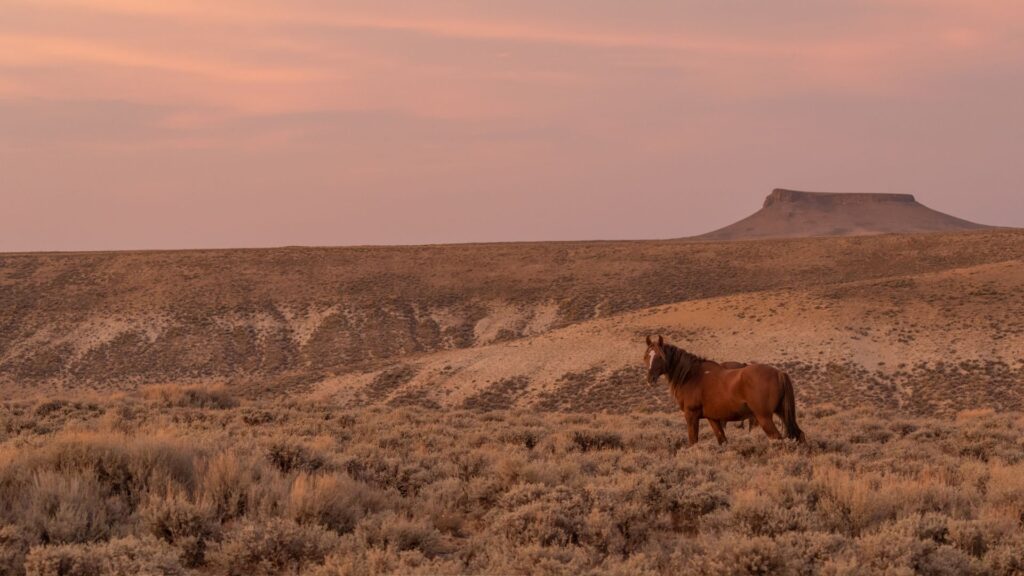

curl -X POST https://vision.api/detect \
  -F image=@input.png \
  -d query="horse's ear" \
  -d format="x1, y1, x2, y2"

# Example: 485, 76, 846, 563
646, 335, 653, 346
652, 335, 667, 361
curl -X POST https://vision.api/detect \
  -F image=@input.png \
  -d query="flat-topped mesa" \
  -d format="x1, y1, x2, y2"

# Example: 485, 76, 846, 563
763, 189, 916, 209
696, 187, 990, 241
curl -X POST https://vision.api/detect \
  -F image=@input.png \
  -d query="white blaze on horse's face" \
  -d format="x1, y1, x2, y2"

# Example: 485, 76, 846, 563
645, 347, 663, 385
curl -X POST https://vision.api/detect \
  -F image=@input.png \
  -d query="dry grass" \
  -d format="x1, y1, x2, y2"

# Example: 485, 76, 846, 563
1, 392, 1023, 575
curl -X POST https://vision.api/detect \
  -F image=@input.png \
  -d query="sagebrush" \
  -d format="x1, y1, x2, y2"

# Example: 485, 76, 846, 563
1, 392, 1022, 575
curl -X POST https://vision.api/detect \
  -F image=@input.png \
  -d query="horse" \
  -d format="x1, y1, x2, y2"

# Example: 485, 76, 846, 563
643, 335, 805, 445
718, 361, 756, 431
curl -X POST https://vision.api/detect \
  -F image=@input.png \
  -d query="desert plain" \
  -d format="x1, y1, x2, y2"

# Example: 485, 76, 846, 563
1, 225, 1023, 575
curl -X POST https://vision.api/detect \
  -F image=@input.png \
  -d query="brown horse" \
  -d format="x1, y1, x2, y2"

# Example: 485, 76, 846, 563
719, 361, 757, 431
643, 335, 805, 445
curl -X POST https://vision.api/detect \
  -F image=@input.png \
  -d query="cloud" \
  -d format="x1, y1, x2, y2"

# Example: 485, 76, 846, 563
5, 0, 1022, 117
0, 34, 322, 83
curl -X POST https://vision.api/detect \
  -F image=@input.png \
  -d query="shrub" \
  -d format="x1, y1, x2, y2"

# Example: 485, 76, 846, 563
33, 401, 68, 418
23, 536, 183, 576
770, 532, 847, 576
139, 492, 215, 567
206, 518, 339, 576
684, 533, 789, 575
288, 473, 392, 534
142, 384, 238, 410
311, 543, 464, 576
418, 477, 469, 535
492, 484, 591, 547
0, 432, 197, 510
584, 499, 653, 557
199, 452, 286, 522
983, 535, 1024, 576
353, 513, 447, 558
583, 476, 662, 556
0, 525, 33, 576
844, 525, 971, 576
570, 430, 624, 452
11, 470, 121, 545
500, 429, 542, 450
342, 445, 446, 497
666, 481, 729, 535
265, 439, 327, 474
731, 489, 807, 537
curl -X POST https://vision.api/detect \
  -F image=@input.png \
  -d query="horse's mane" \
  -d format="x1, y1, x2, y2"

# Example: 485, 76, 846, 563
660, 343, 707, 387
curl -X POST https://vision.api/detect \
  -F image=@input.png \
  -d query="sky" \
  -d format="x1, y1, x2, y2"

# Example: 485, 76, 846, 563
2, 0, 1023, 251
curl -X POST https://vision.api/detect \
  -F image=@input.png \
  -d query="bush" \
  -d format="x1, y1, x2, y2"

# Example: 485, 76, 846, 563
23, 536, 183, 576
584, 499, 653, 557
570, 430, 624, 452
492, 484, 591, 547
353, 513, 447, 558
11, 471, 122, 545
288, 473, 392, 534
731, 489, 806, 537
683, 533, 789, 575
0, 525, 33, 576
139, 492, 215, 567
265, 439, 327, 474
206, 518, 338, 576
199, 453, 286, 522
666, 481, 730, 535
142, 384, 238, 410
984, 537, 1024, 576
311, 543, 464, 576
0, 432, 197, 513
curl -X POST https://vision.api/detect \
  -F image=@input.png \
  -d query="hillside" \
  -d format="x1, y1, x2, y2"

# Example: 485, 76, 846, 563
314, 259, 1024, 416
1, 229, 1022, 409
697, 189, 991, 240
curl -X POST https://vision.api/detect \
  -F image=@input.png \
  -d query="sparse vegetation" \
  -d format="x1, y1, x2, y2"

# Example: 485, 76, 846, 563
1, 392, 1022, 575
3, 230, 1023, 396
142, 384, 239, 410
3, 231, 1024, 574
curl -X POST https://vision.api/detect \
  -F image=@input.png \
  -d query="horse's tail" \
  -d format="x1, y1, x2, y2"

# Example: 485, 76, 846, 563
779, 372, 805, 443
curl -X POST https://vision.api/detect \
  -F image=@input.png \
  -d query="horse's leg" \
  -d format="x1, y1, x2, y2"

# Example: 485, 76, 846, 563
747, 415, 757, 433
754, 412, 784, 440
685, 410, 700, 446
708, 420, 727, 445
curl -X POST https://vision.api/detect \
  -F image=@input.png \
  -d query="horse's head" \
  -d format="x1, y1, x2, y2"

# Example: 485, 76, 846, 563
644, 335, 668, 385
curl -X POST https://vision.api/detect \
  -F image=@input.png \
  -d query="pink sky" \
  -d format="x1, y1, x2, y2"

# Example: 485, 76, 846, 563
2, 0, 1022, 251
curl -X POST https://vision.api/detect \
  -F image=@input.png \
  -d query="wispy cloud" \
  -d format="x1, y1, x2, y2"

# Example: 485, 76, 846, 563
0, 34, 321, 83
6, 0, 1021, 115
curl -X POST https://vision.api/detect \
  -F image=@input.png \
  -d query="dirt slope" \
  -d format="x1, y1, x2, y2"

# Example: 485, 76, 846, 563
313, 259, 1024, 416
697, 188, 991, 240
1, 230, 1021, 399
